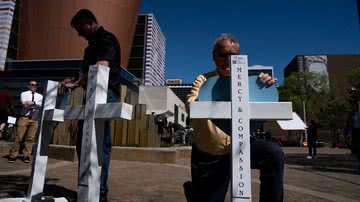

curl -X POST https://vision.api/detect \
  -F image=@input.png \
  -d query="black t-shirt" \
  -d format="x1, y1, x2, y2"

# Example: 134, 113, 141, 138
307, 124, 318, 139
82, 26, 121, 94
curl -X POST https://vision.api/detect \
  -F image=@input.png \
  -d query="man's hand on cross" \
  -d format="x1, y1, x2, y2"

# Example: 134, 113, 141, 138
58, 77, 80, 95
258, 73, 276, 85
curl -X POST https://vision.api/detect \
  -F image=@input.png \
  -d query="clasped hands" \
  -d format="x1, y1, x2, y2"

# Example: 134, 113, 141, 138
24, 101, 36, 108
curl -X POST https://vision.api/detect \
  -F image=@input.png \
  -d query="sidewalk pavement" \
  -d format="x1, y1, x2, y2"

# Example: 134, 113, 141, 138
0, 147, 359, 202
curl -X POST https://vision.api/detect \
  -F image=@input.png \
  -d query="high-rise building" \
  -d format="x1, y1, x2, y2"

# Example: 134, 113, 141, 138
0, 0, 17, 70
284, 54, 360, 101
128, 14, 166, 86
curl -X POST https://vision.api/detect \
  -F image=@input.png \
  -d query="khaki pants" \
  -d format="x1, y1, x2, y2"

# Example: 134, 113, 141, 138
9, 117, 38, 158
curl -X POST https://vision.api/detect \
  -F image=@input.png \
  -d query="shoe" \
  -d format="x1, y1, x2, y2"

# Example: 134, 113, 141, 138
100, 192, 107, 202
23, 156, 30, 163
306, 156, 312, 159
183, 181, 193, 202
8, 156, 16, 163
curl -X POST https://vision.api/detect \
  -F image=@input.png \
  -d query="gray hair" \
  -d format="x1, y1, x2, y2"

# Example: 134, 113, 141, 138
213, 33, 239, 54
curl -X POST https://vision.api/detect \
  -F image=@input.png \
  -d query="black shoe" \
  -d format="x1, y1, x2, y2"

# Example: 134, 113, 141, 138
100, 192, 107, 202
23, 156, 30, 163
183, 181, 193, 202
8, 156, 16, 163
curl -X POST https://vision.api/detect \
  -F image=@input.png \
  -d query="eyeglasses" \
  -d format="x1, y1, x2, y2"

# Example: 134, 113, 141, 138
216, 52, 235, 59
29, 83, 37, 86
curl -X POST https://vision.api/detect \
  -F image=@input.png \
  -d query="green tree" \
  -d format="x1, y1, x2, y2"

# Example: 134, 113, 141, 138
279, 71, 330, 123
279, 71, 345, 146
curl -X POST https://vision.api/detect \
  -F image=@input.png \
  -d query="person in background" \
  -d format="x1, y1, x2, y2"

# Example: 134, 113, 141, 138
9, 80, 43, 163
255, 128, 262, 139
346, 103, 360, 168
307, 120, 318, 159
156, 116, 167, 144
265, 130, 272, 141
167, 122, 174, 144
0, 80, 13, 139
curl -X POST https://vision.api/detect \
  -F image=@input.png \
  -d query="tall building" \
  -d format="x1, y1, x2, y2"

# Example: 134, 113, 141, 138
128, 14, 166, 86
284, 54, 360, 101
0, 0, 17, 70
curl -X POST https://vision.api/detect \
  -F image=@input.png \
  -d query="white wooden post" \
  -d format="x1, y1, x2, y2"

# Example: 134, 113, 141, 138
231, 55, 251, 201
71, 65, 132, 202
190, 55, 293, 202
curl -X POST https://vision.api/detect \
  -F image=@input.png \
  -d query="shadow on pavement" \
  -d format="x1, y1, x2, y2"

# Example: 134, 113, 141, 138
0, 175, 77, 202
285, 153, 360, 175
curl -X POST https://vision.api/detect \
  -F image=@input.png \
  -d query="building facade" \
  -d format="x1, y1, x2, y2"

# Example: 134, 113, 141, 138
0, 59, 138, 113
138, 86, 187, 127
0, 0, 17, 70
284, 54, 360, 101
0, 0, 142, 108
128, 14, 166, 86
10, 0, 141, 68
166, 79, 183, 85
168, 84, 192, 104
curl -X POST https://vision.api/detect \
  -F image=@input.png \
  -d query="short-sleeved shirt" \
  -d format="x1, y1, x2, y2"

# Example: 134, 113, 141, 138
82, 26, 121, 95
20, 90, 43, 118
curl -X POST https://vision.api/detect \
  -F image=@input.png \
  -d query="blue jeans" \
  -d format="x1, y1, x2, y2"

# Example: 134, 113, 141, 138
76, 90, 117, 194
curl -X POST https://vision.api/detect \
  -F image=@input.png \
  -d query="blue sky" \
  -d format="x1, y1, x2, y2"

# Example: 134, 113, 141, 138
141, 0, 360, 84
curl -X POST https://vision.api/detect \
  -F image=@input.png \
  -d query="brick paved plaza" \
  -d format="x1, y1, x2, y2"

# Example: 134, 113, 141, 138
0, 147, 359, 202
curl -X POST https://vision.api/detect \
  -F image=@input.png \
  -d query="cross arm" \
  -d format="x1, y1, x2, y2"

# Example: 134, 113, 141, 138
43, 109, 65, 122
190, 101, 293, 120
95, 103, 133, 120
63, 103, 133, 121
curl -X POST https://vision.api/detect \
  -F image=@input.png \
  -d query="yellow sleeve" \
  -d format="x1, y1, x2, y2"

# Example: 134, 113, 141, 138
186, 71, 231, 155
185, 74, 207, 112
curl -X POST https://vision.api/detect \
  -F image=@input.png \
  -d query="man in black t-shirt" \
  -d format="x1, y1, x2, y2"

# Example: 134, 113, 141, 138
63, 9, 121, 202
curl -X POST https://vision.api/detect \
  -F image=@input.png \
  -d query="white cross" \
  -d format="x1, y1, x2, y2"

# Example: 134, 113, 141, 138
68, 65, 133, 202
0, 64, 133, 202
0, 81, 68, 202
190, 55, 293, 202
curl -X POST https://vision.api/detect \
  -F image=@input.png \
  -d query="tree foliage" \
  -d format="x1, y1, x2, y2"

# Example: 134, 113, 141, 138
279, 71, 331, 123
279, 71, 345, 144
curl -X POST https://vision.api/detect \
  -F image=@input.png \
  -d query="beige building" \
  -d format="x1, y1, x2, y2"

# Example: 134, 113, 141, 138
138, 86, 188, 127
